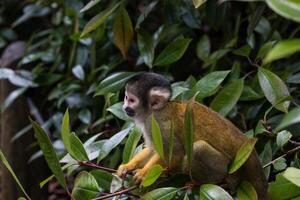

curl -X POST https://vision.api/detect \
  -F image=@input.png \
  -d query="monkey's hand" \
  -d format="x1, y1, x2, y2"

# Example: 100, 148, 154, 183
133, 153, 162, 184
117, 148, 153, 177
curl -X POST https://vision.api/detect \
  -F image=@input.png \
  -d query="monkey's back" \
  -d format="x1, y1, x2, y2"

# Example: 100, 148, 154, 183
154, 101, 268, 199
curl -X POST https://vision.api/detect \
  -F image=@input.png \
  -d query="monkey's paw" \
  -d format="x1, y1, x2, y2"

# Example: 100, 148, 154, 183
133, 169, 146, 184
117, 164, 133, 177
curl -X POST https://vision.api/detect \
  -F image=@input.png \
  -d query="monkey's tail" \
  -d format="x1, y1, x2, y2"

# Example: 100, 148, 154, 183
243, 151, 269, 200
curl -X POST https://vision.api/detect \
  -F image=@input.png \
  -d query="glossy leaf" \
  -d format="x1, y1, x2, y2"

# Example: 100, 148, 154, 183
138, 30, 154, 68
94, 72, 137, 96
274, 158, 287, 171
142, 187, 178, 200
107, 102, 130, 121
168, 119, 174, 165
72, 65, 85, 80
196, 35, 210, 61
191, 70, 231, 100
81, 2, 121, 37
266, 0, 300, 23
269, 174, 300, 200
229, 138, 257, 174
184, 98, 194, 178
61, 109, 72, 154
72, 171, 99, 200
264, 39, 300, 64
69, 132, 89, 161
97, 127, 131, 162
0, 87, 27, 112
123, 128, 142, 163
200, 184, 233, 200
0, 150, 31, 199
193, 0, 207, 8
90, 169, 113, 191
283, 167, 300, 187
210, 79, 244, 116
30, 119, 66, 189
135, 1, 158, 29
237, 181, 258, 200
151, 115, 164, 160
142, 164, 164, 187
154, 37, 192, 66
259, 141, 272, 178
258, 68, 290, 112
276, 107, 300, 131
276, 130, 292, 149
113, 6, 133, 58
80, 0, 101, 13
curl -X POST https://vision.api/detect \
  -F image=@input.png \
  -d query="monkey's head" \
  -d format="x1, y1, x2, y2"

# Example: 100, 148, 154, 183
123, 72, 172, 121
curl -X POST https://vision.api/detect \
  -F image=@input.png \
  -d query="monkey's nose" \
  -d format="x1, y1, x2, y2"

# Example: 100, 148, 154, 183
124, 107, 135, 117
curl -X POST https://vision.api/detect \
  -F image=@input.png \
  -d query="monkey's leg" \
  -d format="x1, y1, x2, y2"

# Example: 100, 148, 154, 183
133, 152, 162, 184
117, 147, 153, 177
187, 140, 230, 183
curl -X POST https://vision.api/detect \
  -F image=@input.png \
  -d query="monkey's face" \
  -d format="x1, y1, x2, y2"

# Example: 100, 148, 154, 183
123, 90, 146, 119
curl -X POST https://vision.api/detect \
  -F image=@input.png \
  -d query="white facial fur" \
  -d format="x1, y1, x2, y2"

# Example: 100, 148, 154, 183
123, 91, 139, 111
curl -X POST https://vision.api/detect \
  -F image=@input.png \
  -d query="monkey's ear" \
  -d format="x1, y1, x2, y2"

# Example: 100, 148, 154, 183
149, 87, 171, 110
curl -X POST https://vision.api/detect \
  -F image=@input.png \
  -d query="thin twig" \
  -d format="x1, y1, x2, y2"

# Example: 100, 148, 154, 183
263, 145, 300, 168
92, 186, 138, 200
78, 161, 117, 173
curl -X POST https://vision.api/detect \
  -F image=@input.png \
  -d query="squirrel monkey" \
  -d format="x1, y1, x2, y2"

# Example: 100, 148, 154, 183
117, 72, 268, 199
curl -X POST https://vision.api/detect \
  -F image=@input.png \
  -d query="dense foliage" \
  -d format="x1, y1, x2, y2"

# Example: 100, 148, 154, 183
1, 0, 300, 199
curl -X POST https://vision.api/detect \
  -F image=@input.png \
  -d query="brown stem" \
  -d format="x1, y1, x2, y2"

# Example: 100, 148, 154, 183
92, 186, 138, 200
78, 161, 117, 173
263, 145, 300, 168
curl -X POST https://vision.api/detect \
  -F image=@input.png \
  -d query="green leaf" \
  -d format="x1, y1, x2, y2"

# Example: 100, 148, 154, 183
274, 157, 287, 171
258, 68, 290, 112
154, 37, 192, 66
78, 109, 92, 124
80, 0, 101, 13
94, 72, 137, 96
69, 132, 89, 161
0, 150, 31, 199
259, 141, 272, 178
184, 98, 194, 178
30, 119, 67, 189
90, 170, 113, 191
72, 171, 99, 200
200, 184, 233, 200
276, 107, 300, 131
193, 0, 207, 8
81, 2, 122, 37
264, 39, 300, 64
233, 45, 251, 57
276, 130, 292, 149
168, 119, 174, 165
196, 35, 210, 61
113, 6, 133, 58
61, 109, 71, 152
97, 127, 131, 162
210, 79, 244, 116
142, 164, 164, 187
266, 0, 300, 23
191, 70, 231, 100
151, 114, 164, 160
107, 102, 130, 121
135, 1, 158, 29
123, 128, 142, 163
229, 138, 257, 174
142, 187, 178, 200
138, 30, 154, 68
283, 167, 300, 187
240, 86, 263, 101
17, 198, 26, 200
269, 173, 300, 200
0, 87, 27, 112
237, 181, 258, 200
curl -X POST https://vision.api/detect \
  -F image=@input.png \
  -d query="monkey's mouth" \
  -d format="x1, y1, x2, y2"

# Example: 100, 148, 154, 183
124, 107, 135, 117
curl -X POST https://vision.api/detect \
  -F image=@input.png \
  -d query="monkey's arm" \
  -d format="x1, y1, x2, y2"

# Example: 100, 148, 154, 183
133, 152, 162, 183
117, 147, 153, 176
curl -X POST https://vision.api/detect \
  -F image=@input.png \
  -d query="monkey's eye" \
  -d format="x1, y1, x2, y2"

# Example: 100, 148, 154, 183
129, 98, 135, 103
